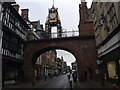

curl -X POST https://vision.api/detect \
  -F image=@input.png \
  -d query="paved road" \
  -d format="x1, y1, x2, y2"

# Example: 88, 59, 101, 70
38, 75, 69, 88
3, 74, 118, 89
3, 74, 70, 89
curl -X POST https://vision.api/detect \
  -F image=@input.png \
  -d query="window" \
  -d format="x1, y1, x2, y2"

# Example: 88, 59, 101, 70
15, 20, 18, 26
4, 66, 16, 80
107, 61, 117, 79
110, 17, 116, 30
3, 49, 5, 55
2, 48, 3, 54
4, 19, 7, 25
100, 2, 103, 7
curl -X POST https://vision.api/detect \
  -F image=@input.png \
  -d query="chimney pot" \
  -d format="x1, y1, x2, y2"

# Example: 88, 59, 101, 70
13, 4, 20, 12
21, 9, 29, 20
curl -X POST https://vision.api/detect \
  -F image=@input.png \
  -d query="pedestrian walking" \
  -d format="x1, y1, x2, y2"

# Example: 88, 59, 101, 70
67, 71, 73, 88
72, 71, 77, 82
44, 75, 47, 81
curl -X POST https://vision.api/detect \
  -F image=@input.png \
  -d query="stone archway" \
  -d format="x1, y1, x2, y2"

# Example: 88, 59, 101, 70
23, 36, 97, 82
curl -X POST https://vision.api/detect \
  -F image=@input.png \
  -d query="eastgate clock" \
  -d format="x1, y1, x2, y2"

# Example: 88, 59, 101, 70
45, 2, 62, 37
49, 13, 57, 19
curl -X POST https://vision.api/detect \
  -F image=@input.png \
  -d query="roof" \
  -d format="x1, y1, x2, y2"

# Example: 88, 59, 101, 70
8, 3, 30, 29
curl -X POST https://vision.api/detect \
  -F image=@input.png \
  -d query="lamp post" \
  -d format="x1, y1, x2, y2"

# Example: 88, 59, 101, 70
96, 59, 102, 81
97, 59, 107, 86
97, 59, 102, 65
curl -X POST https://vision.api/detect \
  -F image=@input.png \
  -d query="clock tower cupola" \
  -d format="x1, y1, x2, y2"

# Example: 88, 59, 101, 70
45, 0, 62, 38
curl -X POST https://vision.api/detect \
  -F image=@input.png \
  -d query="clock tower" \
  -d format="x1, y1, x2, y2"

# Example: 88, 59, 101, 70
45, 1, 62, 38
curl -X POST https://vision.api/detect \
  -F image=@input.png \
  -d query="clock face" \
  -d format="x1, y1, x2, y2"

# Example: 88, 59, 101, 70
49, 13, 57, 19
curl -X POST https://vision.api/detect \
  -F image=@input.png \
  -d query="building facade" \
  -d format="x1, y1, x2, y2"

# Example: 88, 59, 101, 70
20, 9, 40, 41
56, 57, 63, 75
1, 3, 30, 85
92, 2, 120, 83
71, 61, 77, 72
31, 21, 45, 39
35, 49, 57, 79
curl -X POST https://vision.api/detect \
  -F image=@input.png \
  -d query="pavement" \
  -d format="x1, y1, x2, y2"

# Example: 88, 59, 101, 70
2, 76, 58, 88
2, 75, 120, 89
72, 80, 120, 89
2, 75, 69, 89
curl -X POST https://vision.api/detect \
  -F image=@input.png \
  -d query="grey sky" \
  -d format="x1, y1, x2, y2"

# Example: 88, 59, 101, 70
56, 50, 76, 67
17, 0, 92, 30
16, 0, 92, 67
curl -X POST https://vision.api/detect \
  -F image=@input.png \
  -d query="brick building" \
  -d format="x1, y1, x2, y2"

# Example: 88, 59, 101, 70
35, 49, 57, 79
56, 57, 63, 75
31, 20, 45, 39
78, 0, 94, 36
78, 0, 97, 81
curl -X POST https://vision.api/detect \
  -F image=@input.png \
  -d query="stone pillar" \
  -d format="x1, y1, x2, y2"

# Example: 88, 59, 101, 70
77, 65, 86, 82
23, 49, 35, 83
76, 56, 86, 82
23, 63, 35, 83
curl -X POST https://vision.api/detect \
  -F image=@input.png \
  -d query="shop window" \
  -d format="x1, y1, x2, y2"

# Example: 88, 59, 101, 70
107, 61, 117, 79
4, 66, 16, 80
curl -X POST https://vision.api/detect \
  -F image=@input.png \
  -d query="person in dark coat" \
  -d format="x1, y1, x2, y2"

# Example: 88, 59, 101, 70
72, 71, 77, 82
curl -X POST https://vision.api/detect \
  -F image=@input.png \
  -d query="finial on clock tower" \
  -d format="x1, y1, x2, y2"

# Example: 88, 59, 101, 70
52, 0, 54, 8
81, 0, 86, 2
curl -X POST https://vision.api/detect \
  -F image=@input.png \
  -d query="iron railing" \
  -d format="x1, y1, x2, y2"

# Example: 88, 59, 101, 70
28, 30, 95, 41
45, 30, 79, 39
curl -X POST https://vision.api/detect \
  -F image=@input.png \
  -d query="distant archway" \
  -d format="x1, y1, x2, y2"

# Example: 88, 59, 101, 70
34, 49, 76, 81
32, 46, 77, 65
56, 49, 76, 66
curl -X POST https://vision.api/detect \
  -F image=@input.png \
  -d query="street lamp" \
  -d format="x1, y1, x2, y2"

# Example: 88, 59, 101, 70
97, 59, 102, 65
96, 59, 103, 80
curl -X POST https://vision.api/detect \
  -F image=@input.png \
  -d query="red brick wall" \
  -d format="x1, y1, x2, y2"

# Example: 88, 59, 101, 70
78, 1, 94, 36
23, 37, 97, 82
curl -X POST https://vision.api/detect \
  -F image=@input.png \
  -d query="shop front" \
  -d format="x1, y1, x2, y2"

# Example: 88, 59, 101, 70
2, 57, 22, 85
100, 47, 120, 85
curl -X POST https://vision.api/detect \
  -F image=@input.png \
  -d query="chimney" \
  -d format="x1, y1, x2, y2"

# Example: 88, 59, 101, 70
81, 0, 87, 6
21, 9, 29, 20
13, 4, 20, 12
